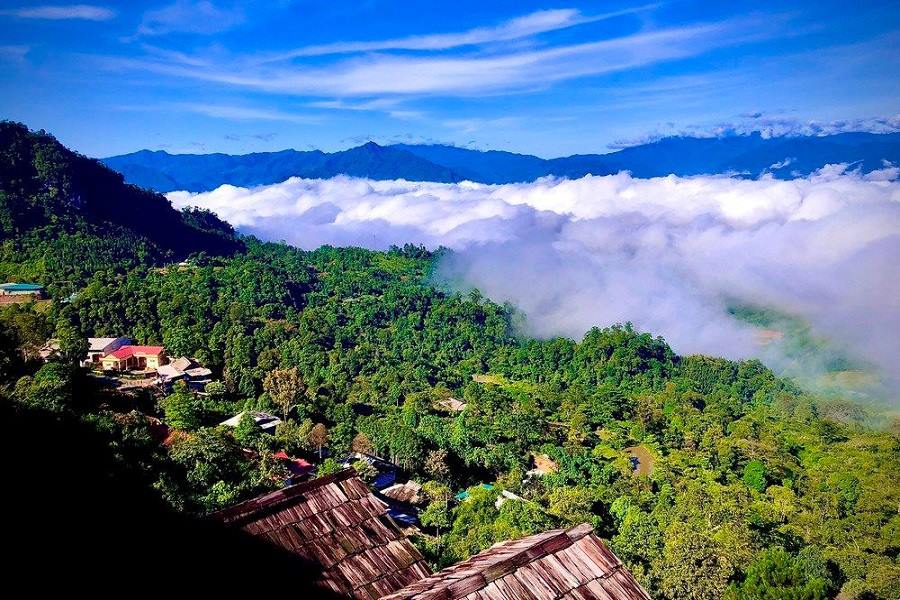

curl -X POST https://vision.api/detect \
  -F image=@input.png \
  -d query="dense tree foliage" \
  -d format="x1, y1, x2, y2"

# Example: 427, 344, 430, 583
1, 123, 898, 599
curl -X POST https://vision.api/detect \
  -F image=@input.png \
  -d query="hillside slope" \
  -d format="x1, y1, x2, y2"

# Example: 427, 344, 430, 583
0, 121, 242, 287
2, 124, 899, 599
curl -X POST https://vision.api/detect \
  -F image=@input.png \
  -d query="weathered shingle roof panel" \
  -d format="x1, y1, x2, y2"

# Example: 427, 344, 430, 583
214, 469, 431, 599
380, 481, 424, 505
379, 523, 650, 600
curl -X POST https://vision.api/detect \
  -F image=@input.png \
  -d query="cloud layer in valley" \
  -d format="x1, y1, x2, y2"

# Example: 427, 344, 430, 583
168, 167, 900, 393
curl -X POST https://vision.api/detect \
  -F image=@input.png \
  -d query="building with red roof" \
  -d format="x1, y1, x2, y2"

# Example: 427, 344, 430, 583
100, 345, 168, 372
273, 450, 315, 481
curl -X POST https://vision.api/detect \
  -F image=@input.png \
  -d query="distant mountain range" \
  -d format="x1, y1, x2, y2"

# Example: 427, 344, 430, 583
102, 132, 900, 192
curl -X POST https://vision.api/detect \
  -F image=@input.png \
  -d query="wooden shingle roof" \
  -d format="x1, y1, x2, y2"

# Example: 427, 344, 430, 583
214, 469, 432, 599
380, 481, 424, 505
379, 523, 651, 600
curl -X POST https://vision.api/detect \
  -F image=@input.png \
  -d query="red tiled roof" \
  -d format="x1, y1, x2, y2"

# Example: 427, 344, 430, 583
106, 345, 165, 359
273, 451, 314, 474
379, 523, 651, 600
214, 469, 431, 599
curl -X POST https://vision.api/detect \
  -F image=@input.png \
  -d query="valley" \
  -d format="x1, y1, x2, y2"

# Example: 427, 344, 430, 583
1, 122, 899, 598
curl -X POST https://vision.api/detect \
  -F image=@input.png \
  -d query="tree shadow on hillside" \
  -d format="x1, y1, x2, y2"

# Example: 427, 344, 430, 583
1, 400, 340, 597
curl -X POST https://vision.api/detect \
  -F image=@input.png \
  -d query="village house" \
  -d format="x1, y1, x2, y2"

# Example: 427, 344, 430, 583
0, 282, 45, 304
39, 336, 132, 363
341, 451, 398, 490
437, 397, 467, 412
217, 471, 650, 600
494, 489, 526, 509
526, 453, 560, 479
380, 481, 424, 506
84, 337, 132, 366
380, 480, 426, 526
272, 450, 315, 484
100, 345, 168, 372
214, 469, 432, 598
156, 356, 213, 388
380, 523, 651, 600
220, 411, 282, 435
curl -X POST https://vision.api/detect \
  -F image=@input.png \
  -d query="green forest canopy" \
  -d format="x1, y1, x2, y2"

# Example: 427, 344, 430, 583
1, 122, 898, 600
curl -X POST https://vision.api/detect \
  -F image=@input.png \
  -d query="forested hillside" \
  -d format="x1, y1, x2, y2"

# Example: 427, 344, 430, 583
0, 121, 241, 288
2, 124, 899, 600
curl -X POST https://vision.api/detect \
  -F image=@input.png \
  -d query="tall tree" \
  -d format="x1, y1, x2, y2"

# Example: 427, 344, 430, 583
264, 367, 305, 420
309, 422, 328, 459
161, 381, 202, 430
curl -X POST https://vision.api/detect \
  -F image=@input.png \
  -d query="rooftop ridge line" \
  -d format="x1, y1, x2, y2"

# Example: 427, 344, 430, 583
213, 468, 358, 524
424, 524, 595, 597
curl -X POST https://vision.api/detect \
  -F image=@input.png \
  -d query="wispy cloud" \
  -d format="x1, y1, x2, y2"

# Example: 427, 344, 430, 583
258, 5, 659, 62
442, 116, 524, 134
308, 98, 425, 120
609, 113, 900, 148
120, 102, 319, 124
0, 45, 30, 64
0, 4, 114, 20
136, 1, 244, 36
104, 15, 777, 98
224, 132, 278, 142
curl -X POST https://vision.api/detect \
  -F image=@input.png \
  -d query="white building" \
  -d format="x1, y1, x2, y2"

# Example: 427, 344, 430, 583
220, 411, 282, 435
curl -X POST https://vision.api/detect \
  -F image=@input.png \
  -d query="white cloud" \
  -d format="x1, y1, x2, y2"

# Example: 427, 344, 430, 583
137, 1, 244, 36
107, 15, 777, 98
168, 169, 900, 394
119, 102, 319, 124
307, 98, 425, 120
259, 6, 657, 61
610, 113, 900, 148
0, 4, 114, 20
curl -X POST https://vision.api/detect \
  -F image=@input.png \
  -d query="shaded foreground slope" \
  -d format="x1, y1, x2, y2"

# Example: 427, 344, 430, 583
1, 400, 338, 596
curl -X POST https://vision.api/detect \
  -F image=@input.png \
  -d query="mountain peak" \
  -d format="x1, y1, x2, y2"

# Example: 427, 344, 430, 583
100, 132, 900, 192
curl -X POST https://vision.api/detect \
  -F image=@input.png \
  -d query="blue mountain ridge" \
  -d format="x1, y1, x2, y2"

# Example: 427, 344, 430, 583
102, 131, 900, 193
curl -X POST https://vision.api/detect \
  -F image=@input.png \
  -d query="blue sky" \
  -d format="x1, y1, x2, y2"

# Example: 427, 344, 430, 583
0, 0, 898, 157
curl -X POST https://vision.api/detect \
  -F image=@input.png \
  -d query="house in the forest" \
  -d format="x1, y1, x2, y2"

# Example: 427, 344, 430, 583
0, 282, 43, 295
217, 470, 652, 600
0, 282, 44, 301
84, 337, 132, 366
214, 469, 432, 599
156, 356, 213, 388
379, 480, 425, 526
272, 450, 315, 484
437, 397, 467, 412
100, 345, 168, 372
380, 523, 651, 600
220, 411, 282, 435
341, 452, 398, 490
39, 336, 132, 363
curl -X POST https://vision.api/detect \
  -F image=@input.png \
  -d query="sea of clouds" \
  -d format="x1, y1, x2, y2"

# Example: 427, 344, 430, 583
169, 165, 900, 391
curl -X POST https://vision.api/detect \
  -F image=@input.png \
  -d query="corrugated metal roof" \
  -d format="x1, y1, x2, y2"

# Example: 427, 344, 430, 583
0, 282, 43, 291
214, 469, 432, 599
219, 411, 281, 428
379, 524, 651, 600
